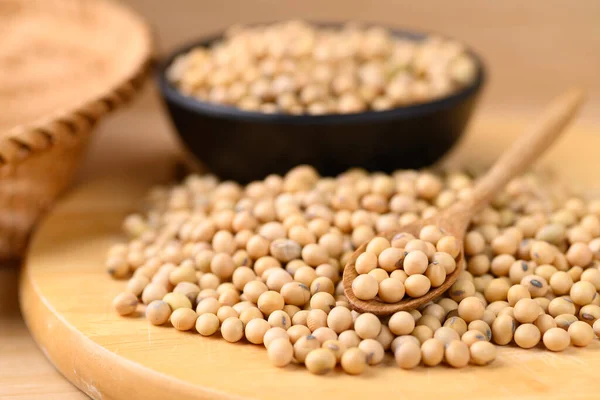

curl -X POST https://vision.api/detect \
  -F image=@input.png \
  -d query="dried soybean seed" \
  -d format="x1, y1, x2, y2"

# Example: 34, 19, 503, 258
146, 300, 171, 325
312, 327, 338, 344
378, 247, 406, 272
352, 274, 379, 300
405, 274, 431, 298
433, 327, 460, 345
581, 268, 600, 290
450, 279, 476, 302
341, 348, 368, 375
444, 317, 468, 336
482, 310, 496, 326
307, 309, 328, 331
294, 335, 321, 363
339, 330, 361, 348
417, 315, 442, 331
221, 317, 244, 342
566, 243, 593, 267
543, 327, 571, 351
196, 297, 221, 315
113, 292, 138, 316
389, 311, 416, 335
217, 306, 238, 323
355, 251, 378, 274
580, 304, 600, 325
258, 291, 285, 315
534, 313, 557, 334
568, 321, 594, 346
514, 298, 541, 323
376, 325, 394, 350
268, 310, 291, 329
514, 323, 541, 348
437, 236, 460, 258
507, 284, 532, 306
355, 313, 382, 339
421, 338, 445, 366
469, 341, 496, 365
484, 279, 511, 302
555, 314, 579, 330
570, 281, 596, 305
368, 268, 389, 283
568, 266, 584, 282
164, 292, 193, 311
438, 298, 459, 314
358, 339, 385, 365
492, 315, 516, 345
311, 276, 336, 295
530, 241, 555, 265
322, 339, 347, 361
468, 320, 492, 341
421, 303, 445, 320
171, 308, 197, 331
310, 292, 336, 312
394, 341, 422, 369
412, 325, 434, 344
327, 306, 353, 333
521, 275, 549, 297
403, 250, 429, 275
549, 271, 573, 296
264, 327, 290, 349
445, 340, 470, 368
461, 330, 487, 346
498, 306, 515, 318
142, 284, 168, 305
378, 278, 406, 303
305, 348, 336, 375
366, 237, 391, 255
239, 307, 263, 325
593, 319, 600, 337
196, 313, 220, 336
458, 297, 485, 323
268, 338, 294, 367
548, 297, 576, 317
280, 282, 311, 306
126, 276, 150, 297
388, 332, 416, 351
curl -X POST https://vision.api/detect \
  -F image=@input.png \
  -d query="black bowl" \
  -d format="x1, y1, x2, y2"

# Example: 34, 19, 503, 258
157, 27, 485, 183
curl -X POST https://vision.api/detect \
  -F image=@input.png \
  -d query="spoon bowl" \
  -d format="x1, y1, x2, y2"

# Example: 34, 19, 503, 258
343, 205, 469, 315
343, 88, 585, 315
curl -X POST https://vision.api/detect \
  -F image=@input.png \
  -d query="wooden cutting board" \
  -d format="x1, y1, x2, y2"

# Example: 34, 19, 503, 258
20, 116, 600, 400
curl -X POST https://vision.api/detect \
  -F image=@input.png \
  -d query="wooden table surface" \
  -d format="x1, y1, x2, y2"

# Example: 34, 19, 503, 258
1, 0, 600, 398
16, 105, 600, 400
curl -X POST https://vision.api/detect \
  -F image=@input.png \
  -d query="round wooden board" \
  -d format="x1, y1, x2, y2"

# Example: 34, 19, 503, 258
20, 117, 600, 400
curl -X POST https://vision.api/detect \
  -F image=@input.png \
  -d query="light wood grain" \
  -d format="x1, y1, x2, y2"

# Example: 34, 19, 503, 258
16, 116, 600, 400
0, 267, 86, 400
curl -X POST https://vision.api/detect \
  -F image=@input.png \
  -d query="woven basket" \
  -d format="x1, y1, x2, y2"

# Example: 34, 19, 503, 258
0, 0, 152, 259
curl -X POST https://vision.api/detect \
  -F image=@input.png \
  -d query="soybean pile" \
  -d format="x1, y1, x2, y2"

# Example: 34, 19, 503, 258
109, 165, 600, 374
166, 21, 478, 115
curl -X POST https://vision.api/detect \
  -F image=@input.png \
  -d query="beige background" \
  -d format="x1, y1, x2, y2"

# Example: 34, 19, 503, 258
1, 1, 599, 399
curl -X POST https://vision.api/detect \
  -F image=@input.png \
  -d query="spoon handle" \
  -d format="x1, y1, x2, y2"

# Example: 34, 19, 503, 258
467, 88, 585, 211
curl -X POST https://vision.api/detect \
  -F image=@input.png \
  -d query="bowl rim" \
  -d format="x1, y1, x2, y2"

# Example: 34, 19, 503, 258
156, 22, 486, 125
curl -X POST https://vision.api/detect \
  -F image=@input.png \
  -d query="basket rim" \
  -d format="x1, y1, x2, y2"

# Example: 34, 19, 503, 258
0, 0, 154, 167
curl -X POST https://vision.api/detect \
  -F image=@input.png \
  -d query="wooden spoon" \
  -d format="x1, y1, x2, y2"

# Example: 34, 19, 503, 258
343, 88, 585, 316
